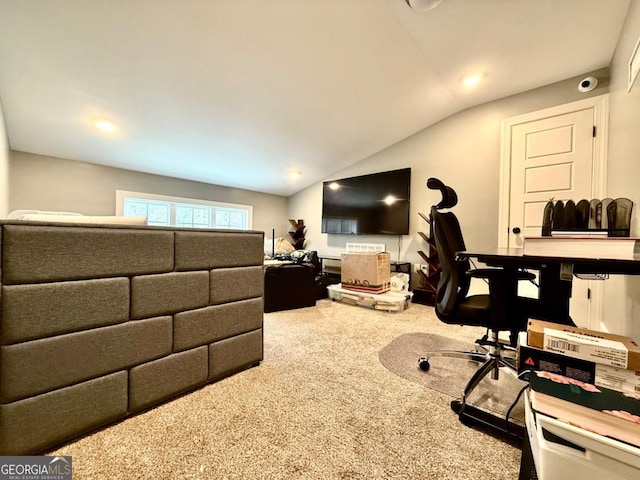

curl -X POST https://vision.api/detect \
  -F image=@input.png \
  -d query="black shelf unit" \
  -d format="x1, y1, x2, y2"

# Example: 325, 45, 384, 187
413, 212, 440, 306
288, 219, 306, 250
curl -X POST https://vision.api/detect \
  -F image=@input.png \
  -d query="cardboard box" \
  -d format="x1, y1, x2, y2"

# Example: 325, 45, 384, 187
527, 319, 640, 371
341, 252, 391, 292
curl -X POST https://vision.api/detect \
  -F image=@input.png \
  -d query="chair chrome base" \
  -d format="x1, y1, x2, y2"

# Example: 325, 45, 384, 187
418, 331, 519, 414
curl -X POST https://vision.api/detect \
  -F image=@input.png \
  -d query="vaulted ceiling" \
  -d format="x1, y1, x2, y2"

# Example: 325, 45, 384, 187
0, 0, 631, 196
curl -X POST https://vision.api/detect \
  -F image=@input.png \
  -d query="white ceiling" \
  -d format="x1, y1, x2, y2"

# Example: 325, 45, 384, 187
0, 0, 631, 196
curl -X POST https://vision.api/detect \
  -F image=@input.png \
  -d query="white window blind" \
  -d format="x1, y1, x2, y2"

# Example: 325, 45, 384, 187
116, 190, 253, 230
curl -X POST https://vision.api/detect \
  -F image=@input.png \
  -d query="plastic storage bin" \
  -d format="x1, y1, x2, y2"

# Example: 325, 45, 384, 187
525, 390, 640, 480
326, 283, 412, 312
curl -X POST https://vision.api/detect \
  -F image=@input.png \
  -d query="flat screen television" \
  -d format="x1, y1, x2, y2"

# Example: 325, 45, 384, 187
321, 168, 411, 235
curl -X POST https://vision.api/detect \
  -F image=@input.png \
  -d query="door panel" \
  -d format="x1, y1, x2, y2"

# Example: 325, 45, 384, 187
526, 125, 573, 158
526, 163, 573, 192
509, 108, 595, 248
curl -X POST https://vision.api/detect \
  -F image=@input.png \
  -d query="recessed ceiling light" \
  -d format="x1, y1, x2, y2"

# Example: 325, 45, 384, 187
94, 118, 117, 132
462, 74, 483, 88
288, 170, 301, 179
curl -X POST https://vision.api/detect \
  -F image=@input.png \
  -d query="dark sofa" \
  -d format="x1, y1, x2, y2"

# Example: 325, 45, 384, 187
264, 263, 317, 312
0, 221, 265, 455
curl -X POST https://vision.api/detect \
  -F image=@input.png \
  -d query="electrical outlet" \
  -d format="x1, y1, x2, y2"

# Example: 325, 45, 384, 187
413, 263, 422, 273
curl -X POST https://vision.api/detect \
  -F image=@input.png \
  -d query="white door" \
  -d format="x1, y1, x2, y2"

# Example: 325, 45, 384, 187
499, 96, 609, 328
508, 108, 595, 245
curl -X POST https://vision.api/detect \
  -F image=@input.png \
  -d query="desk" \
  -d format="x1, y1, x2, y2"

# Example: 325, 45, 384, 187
460, 248, 640, 325
459, 248, 640, 475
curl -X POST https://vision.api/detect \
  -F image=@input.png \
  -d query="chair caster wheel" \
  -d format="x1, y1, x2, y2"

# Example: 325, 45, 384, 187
418, 358, 430, 371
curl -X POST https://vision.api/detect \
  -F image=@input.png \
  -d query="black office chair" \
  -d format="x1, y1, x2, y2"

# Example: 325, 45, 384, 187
418, 178, 535, 414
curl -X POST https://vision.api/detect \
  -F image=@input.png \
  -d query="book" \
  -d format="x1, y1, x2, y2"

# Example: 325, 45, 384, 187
518, 333, 640, 395
527, 319, 640, 371
522, 236, 640, 260
529, 389, 640, 447
530, 370, 640, 417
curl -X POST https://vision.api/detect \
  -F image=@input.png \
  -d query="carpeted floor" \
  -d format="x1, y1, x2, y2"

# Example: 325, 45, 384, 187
47, 299, 523, 479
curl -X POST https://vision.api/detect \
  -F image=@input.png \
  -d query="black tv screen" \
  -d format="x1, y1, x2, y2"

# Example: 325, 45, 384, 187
321, 168, 411, 235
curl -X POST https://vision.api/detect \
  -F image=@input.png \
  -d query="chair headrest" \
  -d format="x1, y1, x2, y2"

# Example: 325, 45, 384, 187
426, 177, 458, 209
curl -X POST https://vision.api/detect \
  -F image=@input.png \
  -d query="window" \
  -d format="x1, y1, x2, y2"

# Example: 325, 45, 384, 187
116, 190, 253, 230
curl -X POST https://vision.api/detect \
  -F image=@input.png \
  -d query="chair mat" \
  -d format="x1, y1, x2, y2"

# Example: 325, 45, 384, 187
378, 332, 527, 425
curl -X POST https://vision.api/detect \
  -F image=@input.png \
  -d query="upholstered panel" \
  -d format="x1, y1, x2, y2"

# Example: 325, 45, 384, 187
0, 316, 172, 403
0, 222, 264, 455
173, 298, 263, 352
1, 225, 174, 284
0, 371, 128, 455
209, 329, 263, 379
129, 347, 208, 412
210, 266, 264, 304
174, 231, 264, 270
130, 271, 209, 319
1, 278, 130, 344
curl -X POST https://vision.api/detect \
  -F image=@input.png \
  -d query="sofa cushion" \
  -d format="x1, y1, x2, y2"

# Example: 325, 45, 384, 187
130, 271, 210, 319
210, 266, 263, 304
1, 225, 174, 283
2, 278, 130, 344
173, 298, 263, 352
0, 372, 128, 455
174, 231, 264, 270
129, 347, 208, 412
0, 316, 172, 403
209, 329, 263, 379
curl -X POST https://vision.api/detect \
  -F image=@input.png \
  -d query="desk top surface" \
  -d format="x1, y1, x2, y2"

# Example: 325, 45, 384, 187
460, 248, 640, 274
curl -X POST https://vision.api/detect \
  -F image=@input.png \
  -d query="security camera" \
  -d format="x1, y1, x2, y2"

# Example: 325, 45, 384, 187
578, 76, 598, 93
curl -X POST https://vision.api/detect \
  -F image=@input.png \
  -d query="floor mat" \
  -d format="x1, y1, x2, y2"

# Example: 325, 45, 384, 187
378, 332, 527, 424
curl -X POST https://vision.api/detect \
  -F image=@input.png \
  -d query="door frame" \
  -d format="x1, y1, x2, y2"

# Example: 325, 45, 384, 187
497, 94, 610, 328
498, 94, 610, 248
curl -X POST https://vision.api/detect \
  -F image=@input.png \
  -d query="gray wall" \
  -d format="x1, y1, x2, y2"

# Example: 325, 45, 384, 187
9, 151, 289, 237
0, 98, 8, 217
289, 68, 609, 264
601, 0, 640, 340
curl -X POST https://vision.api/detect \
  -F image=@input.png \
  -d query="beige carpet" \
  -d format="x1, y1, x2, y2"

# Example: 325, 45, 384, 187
47, 299, 523, 479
